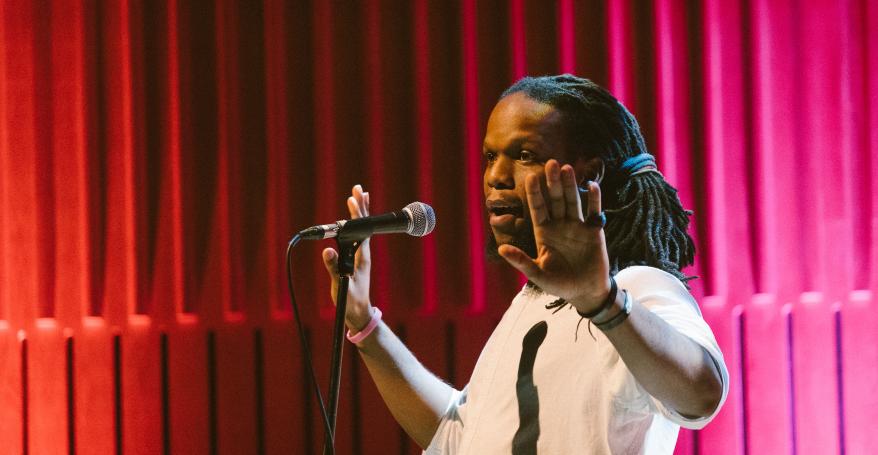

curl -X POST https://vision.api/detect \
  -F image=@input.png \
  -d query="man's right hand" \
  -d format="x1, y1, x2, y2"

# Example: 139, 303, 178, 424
320, 184, 454, 448
321, 184, 374, 332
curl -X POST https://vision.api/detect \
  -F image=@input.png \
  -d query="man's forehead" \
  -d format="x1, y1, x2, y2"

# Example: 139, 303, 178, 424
484, 93, 566, 147
489, 93, 559, 126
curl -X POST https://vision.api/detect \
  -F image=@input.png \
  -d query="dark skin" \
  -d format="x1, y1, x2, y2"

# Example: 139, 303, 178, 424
486, 92, 722, 418
321, 92, 723, 448
483, 92, 611, 310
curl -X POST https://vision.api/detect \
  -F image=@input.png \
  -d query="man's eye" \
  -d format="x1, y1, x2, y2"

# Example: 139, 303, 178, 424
519, 150, 536, 162
485, 152, 497, 162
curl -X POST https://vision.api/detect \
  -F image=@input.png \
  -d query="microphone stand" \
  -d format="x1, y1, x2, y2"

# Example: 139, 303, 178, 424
323, 236, 361, 455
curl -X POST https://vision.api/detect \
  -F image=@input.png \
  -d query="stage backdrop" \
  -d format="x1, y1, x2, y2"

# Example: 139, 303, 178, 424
1, 0, 876, 454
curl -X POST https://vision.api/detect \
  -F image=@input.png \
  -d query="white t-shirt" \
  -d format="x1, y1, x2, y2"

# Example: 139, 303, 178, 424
424, 266, 729, 454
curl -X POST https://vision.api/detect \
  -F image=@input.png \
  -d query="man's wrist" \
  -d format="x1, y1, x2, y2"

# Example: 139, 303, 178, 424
346, 304, 374, 333
590, 289, 626, 325
347, 306, 382, 344
571, 276, 615, 317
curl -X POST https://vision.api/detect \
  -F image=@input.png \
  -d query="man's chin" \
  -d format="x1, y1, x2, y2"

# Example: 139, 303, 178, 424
485, 228, 537, 263
491, 231, 518, 247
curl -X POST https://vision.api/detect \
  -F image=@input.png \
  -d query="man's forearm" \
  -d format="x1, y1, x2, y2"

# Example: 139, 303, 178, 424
355, 321, 453, 449
603, 298, 723, 418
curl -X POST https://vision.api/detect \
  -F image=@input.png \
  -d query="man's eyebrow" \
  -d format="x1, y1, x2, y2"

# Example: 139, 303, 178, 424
484, 137, 538, 152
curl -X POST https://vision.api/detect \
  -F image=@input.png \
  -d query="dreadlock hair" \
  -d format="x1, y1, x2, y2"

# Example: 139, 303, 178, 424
501, 74, 696, 283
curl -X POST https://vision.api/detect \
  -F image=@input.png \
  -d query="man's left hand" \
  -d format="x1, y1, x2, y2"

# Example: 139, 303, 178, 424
497, 159, 612, 314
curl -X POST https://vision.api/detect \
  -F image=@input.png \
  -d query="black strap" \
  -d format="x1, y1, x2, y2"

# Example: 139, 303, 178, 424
595, 290, 632, 331
576, 276, 617, 319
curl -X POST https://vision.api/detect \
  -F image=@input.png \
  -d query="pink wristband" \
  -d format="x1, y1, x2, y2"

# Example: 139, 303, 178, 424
346, 307, 382, 344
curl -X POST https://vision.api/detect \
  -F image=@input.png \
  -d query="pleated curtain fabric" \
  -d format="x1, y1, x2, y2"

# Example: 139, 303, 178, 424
0, 0, 876, 453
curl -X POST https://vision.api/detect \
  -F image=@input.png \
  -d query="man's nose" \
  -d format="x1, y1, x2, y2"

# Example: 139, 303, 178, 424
486, 155, 515, 190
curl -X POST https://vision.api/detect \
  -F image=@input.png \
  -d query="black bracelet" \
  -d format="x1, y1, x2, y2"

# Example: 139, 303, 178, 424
595, 290, 631, 331
576, 276, 617, 319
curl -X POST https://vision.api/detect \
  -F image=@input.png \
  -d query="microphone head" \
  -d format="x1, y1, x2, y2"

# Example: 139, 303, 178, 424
403, 202, 436, 237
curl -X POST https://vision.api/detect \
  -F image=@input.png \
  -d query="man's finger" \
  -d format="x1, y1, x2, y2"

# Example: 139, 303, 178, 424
545, 160, 565, 220
498, 244, 542, 280
525, 173, 550, 225
355, 237, 371, 270
352, 184, 368, 217
585, 180, 602, 215
348, 184, 366, 219
363, 191, 370, 216
345, 186, 372, 271
561, 165, 582, 221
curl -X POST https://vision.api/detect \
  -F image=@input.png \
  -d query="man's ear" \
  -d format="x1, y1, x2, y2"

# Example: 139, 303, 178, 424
573, 156, 604, 186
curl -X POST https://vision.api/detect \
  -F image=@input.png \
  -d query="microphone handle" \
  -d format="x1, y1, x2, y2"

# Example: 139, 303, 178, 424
337, 211, 409, 242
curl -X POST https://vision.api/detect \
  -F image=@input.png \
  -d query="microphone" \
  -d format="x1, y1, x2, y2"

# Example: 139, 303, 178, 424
298, 201, 436, 242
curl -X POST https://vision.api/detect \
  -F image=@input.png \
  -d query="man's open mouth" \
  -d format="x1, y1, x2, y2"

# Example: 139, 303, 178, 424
486, 200, 524, 217
486, 201, 525, 227
488, 205, 524, 217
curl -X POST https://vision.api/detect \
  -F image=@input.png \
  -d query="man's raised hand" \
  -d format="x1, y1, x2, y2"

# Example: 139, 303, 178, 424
497, 159, 612, 314
321, 184, 374, 331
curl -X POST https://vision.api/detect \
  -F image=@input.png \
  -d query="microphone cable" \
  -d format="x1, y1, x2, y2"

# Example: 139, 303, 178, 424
286, 234, 334, 454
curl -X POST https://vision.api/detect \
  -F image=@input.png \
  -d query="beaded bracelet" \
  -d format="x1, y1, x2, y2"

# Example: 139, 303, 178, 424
346, 307, 382, 344
595, 290, 631, 331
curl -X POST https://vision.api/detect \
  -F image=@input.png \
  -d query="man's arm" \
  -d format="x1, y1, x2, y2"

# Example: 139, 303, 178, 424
320, 185, 452, 449
597, 292, 723, 418
352, 321, 454, 448
498, 161, 723, 420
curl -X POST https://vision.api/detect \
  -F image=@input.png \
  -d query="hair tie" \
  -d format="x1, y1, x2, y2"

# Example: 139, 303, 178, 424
619, 153, 658, 176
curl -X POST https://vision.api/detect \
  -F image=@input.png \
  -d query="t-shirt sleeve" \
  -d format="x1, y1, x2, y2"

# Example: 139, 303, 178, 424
422, 386, 468, 454
616, 267, 730, 430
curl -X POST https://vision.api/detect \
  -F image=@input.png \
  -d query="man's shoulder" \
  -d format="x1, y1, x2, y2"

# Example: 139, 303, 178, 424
615, 266, 699, 313
615, 265, 686, 289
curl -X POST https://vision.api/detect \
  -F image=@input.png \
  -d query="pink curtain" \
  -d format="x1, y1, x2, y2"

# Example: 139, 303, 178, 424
0, 0, 875, 453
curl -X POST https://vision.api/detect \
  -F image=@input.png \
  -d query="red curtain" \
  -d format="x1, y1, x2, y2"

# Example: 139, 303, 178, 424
1, 0, 876, 453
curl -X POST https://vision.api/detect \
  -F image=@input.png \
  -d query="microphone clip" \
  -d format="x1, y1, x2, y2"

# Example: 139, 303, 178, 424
335, 237, 362, 276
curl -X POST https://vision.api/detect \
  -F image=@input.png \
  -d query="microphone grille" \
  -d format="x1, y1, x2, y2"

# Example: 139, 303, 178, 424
404, 202, 436, 237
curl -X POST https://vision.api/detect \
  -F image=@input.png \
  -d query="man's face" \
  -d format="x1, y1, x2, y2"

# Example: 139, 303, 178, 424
482, 92, 579, 258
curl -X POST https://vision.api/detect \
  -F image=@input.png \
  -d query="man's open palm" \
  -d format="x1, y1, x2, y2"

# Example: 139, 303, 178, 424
498, 159, 612, 313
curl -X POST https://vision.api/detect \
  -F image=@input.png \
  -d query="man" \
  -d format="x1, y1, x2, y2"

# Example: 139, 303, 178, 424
322, 75, 728, 453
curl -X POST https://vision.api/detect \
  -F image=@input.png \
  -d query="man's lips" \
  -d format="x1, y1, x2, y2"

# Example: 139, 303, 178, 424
489, 213, 516, 226
486, 200, 524, 227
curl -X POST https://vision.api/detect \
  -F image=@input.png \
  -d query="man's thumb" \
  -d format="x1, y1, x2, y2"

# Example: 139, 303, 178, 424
497, 244, 540, 278
322, 248, 339, 276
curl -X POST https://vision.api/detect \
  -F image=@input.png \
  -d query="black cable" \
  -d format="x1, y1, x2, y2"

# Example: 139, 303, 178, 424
286, 235, 334, 453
